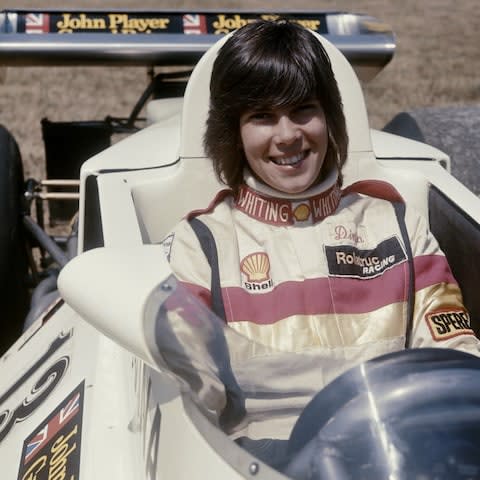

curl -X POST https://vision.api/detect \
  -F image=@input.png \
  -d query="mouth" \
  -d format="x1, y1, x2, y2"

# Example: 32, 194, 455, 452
270, 150, 309, 167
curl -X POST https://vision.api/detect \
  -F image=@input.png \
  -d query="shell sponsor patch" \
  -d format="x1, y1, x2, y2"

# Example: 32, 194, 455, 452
425, 309, 475, 341
240, 252, 273, 292
325, 236, 406, 279
293, 203, 311, 222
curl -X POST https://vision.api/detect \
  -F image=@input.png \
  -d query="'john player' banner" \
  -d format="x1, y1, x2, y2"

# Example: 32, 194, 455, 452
14, 12, 328, 35
17, 382, 84, 480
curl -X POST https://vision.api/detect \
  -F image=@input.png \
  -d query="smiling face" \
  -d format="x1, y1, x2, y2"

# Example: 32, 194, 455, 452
239, 100, 328, 194
205, 20, 348, 194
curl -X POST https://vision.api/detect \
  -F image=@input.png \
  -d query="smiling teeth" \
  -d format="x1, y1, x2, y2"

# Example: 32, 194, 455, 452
273, 152, 305, 166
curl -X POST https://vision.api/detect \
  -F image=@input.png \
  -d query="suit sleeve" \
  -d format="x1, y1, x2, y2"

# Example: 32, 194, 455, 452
406, 207, 480, 354
159, 221, 229, 425
160, 221, 247, 433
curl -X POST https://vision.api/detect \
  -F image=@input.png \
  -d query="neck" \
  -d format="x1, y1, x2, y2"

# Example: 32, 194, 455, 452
235, 165, 341, 226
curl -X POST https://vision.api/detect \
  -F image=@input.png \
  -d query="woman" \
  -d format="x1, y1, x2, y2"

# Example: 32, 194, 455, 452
162, 19, 479, 463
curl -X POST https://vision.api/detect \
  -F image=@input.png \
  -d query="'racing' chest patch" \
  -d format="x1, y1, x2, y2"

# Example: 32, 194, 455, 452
425, 309, 475, 341
325, 236, 406, 279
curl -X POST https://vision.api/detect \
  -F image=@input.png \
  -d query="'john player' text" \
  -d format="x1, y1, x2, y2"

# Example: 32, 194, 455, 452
325, 236, 406, 278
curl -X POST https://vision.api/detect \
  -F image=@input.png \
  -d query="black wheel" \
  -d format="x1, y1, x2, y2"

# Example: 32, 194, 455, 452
383, 106, 480, 195
0, 125, 30, 354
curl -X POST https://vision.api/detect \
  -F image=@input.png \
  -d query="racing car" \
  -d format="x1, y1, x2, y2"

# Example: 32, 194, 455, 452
1, 9, 480, 479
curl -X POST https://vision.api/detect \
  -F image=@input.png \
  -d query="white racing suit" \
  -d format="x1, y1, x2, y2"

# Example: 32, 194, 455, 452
161, 167, 480, 447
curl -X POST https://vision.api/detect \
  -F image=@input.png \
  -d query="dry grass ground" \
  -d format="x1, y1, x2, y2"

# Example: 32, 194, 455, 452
0, 0, 479, 180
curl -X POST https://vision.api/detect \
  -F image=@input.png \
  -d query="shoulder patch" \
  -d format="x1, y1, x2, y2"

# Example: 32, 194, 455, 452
325, 236, 406, 278
425, 308, 475, 341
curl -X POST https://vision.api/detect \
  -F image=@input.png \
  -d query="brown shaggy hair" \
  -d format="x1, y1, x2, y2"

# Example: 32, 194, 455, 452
204, 19, 349, 195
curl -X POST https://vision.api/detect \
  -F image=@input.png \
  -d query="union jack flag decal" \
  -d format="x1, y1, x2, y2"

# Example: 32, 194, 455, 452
25, 13, 50, 34
23, 387, 82, 464
24, 425, 48, 462
182, 14, 207, 35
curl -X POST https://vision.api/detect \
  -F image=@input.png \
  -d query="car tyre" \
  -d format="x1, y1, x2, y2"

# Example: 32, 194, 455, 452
0, 125, 30, 353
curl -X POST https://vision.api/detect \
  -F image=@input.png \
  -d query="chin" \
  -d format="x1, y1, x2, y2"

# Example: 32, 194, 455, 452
278, 184, 311, 194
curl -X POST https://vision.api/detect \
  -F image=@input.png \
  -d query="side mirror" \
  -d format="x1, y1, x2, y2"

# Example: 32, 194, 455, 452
57, 245, 173, 367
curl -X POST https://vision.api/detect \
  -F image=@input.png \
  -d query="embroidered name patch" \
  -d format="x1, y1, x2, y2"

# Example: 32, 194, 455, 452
425, 309, 475, 341
325, 236, 406, 278
234, 183, 341, 226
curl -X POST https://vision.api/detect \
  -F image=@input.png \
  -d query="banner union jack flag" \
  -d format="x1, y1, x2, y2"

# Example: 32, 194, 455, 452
25, 13, 50, 34
182, 14, 207, 35
23, 389, 80, 464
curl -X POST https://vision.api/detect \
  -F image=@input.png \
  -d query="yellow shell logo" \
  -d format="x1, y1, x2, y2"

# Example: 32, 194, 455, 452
240, 253, 270, 282
294, 203, 311, 221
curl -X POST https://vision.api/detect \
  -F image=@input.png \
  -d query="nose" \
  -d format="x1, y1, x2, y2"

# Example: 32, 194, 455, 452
273, 115, 300, 145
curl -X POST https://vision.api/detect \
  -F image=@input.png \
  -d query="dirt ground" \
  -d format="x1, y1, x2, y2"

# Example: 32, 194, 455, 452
0, 0, 479, 179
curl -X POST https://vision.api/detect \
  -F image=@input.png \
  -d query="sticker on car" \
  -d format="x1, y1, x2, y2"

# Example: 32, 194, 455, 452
17, 381, 84, 480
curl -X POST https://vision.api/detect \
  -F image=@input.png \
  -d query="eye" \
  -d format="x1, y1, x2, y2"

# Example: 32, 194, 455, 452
243, 110, 274, 124
294, 102, 319, 114
290, 101, 323, 123
249, 111, 272, 121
